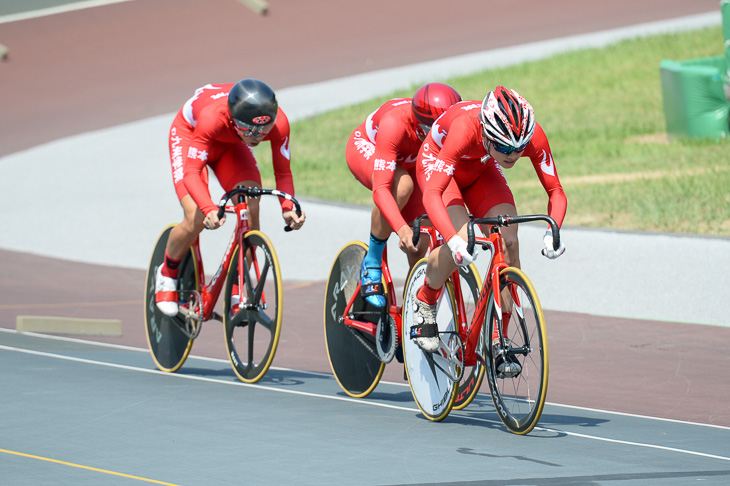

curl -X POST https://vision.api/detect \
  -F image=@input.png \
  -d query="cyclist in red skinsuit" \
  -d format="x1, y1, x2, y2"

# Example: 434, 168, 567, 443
156, 79, 306, 316
346, 83, 461, 307
410, 87, 566, 371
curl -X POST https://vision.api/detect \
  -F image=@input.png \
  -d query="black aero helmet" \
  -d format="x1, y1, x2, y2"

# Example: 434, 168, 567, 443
228, 78, 278, 126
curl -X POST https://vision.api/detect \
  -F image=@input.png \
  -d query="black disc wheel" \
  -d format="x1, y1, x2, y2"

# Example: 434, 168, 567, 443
324, 241, 386, 398
144, 225, 198, 372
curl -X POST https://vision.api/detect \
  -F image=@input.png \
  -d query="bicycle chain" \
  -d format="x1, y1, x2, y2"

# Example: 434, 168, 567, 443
344, 315, 381, 360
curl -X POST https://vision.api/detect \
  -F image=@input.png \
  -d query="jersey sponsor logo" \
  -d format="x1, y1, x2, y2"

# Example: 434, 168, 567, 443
280, 136, 291, 160
373, 158, 396, 172
404, 154, 417, 164
170, 127, 185, 184
540, 150, 555, 177
252, 115, 271, 125
421, 151, 455, 181
354, 136, 375, 159
187, 146, 209, 162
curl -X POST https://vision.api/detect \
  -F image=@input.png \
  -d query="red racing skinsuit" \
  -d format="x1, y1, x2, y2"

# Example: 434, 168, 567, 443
416, 100, 567, 242
167, 83, 295, 216
346, 98, 426, 232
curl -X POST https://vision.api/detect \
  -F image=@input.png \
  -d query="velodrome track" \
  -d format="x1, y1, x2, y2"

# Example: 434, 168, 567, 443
1, 1, 730, 484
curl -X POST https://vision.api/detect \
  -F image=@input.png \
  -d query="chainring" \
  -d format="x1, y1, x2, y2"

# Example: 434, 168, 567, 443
376, 313, 398, 363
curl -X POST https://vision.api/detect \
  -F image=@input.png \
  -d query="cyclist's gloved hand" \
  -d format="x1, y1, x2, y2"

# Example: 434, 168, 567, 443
447, 235, 476, 267
542, 229, 565, 259
204, 210, 225, 230
283, 209, 306, 230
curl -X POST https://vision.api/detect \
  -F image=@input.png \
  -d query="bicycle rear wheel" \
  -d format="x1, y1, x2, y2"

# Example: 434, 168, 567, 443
144, 225, 198, 372
324, 241, 386, 398
402, 258, 458, 421
224, 230, 283, 383
451, 264, 485, 410
484, 267, 549, 434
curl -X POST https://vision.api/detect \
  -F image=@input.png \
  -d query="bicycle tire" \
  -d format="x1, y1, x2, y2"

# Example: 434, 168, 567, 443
451, 264, 485, 410
323, 241, 386, 398
223, 230, 283, 383
143, 225, 198, 372
402, 258, 458, 421
484, 267, 549, 434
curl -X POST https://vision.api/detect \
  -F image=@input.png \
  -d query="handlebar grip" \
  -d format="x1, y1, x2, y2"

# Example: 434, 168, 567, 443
411, 214, 426, 247
546, 216, 560, 250
466, 220, 476, 255
217, 205, 226, 220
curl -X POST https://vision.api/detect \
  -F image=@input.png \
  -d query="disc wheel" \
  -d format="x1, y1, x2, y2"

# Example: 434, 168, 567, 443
402, 258, 458, 422
484, 267, 549, 434
144, 225, 198, 372
451, 264, 484, 410
224, 231, 283, 383
323, 241, 386, 398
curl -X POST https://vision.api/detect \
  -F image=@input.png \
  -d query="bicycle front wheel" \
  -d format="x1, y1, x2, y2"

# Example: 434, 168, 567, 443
224, 231, 283, 383
144, 225, 198, 372
484, 267, 549, 434
323, 241, 386, 398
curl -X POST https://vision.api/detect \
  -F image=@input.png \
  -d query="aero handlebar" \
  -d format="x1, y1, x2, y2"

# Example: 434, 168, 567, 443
216, 187, 303, 232
466, 214, 560, 256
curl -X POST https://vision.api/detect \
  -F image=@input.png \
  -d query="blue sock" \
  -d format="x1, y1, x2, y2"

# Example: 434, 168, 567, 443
362, 233, 387, 271
361, 233, 387, 307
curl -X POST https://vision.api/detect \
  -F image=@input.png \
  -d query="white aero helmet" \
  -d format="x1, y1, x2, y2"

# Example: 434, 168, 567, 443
479, 86, 535, 154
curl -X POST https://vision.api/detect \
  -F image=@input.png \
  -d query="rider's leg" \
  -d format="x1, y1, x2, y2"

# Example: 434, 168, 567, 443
156, 195, 205, 316
411, 205, 469, 352
362, 167, 414, 307
458, 162, 518, 342
423, 205, 470, 293
166, 196, 205, 265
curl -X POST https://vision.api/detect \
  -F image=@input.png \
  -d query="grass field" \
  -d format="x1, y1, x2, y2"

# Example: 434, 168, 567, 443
256, 26, 730, 236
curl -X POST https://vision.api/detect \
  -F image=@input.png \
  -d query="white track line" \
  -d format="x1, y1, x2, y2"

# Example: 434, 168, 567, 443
2, 330, 730, 464
3, 328, 728, 429
0, 0, 135, 25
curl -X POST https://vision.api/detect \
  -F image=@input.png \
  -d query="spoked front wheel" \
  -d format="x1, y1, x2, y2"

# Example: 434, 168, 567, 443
224, 231, 283, 383
144, 225, 199, 372
323, 241, 386, 398
484, 267, 549, 434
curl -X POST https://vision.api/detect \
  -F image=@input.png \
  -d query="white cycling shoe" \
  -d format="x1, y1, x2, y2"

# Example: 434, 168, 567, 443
155, 266, 179, 317
410, 298, 439, 352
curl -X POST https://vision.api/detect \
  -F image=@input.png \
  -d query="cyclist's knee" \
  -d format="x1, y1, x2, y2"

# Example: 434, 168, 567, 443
394, 182, 414, 208
392, 169, 414, 208
503, 235, 521, 267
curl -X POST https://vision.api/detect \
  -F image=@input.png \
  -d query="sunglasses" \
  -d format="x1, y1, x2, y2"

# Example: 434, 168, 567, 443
415, 122, 431, 141
232, 119, 270, 139
491, 140, 529, 155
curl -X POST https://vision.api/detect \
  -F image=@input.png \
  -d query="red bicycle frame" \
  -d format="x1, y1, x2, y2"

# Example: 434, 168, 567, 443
341, 223, 446, 340
185, 197, 250, 322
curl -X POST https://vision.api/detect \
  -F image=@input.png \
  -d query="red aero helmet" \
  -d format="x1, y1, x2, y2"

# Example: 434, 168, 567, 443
412, 82, 462, 141
479, 86, 535, 148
